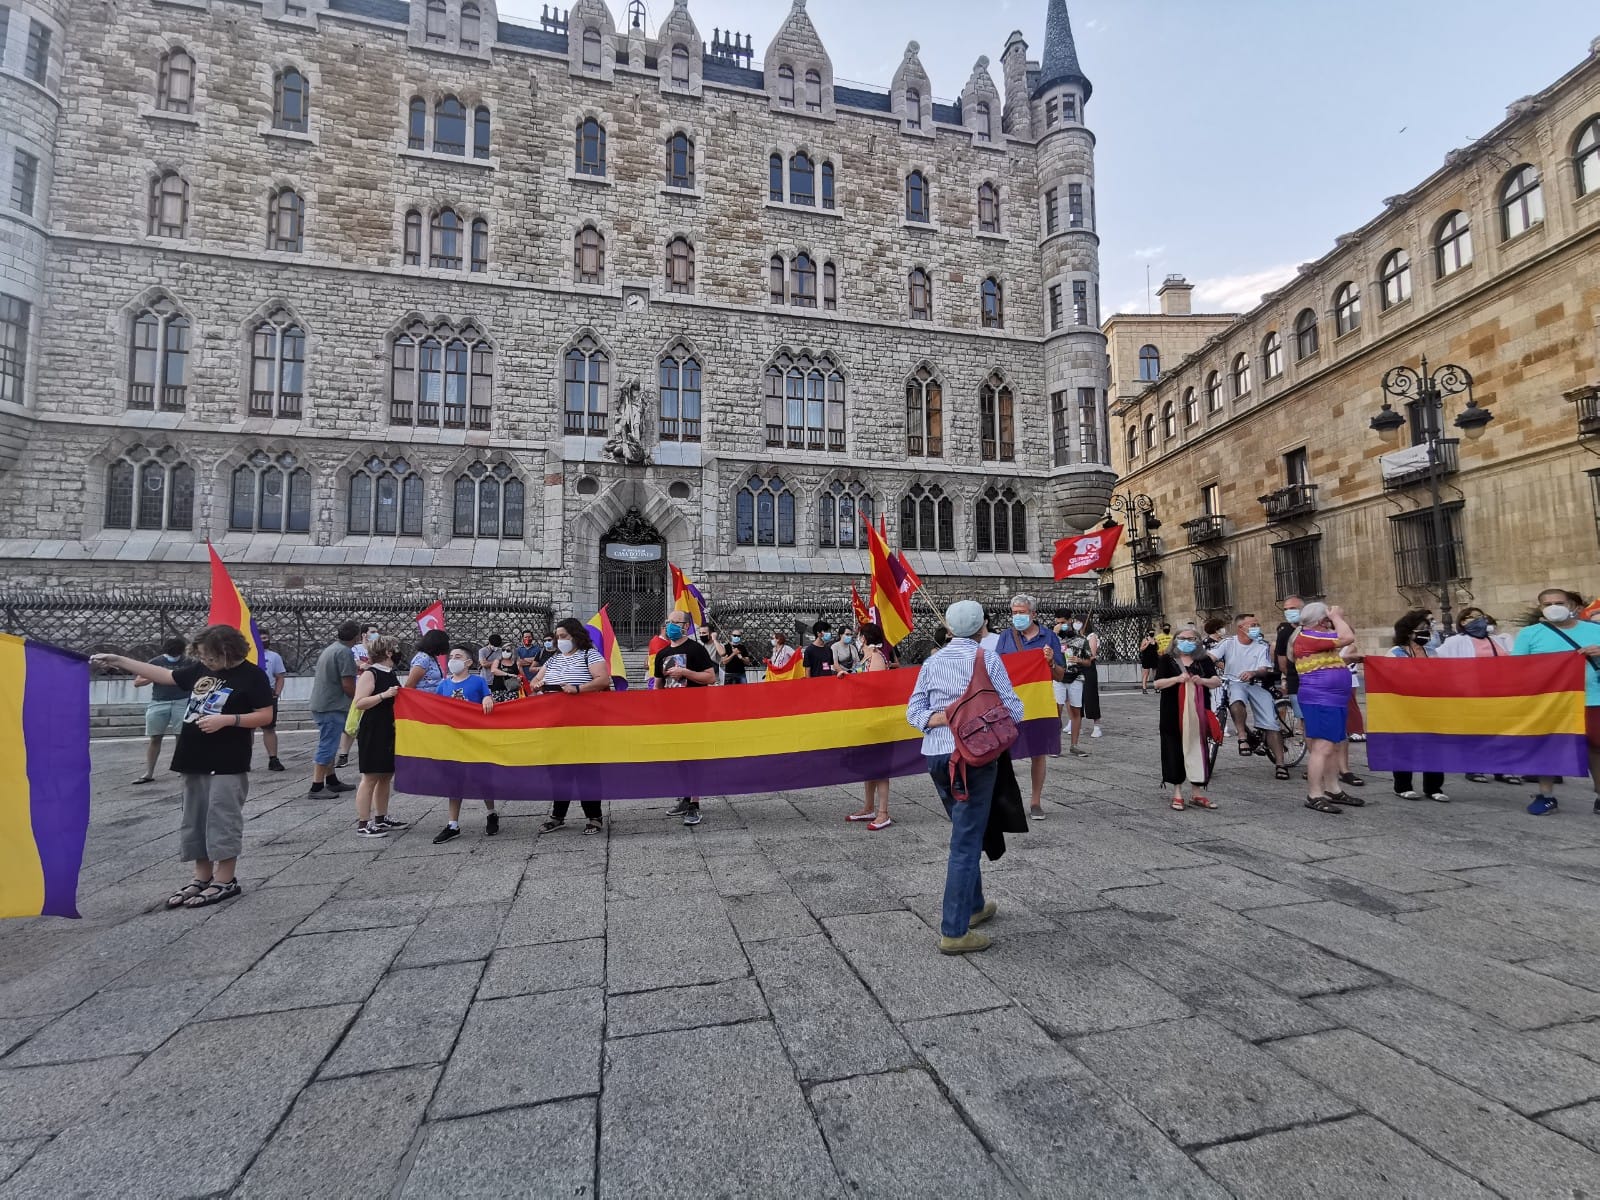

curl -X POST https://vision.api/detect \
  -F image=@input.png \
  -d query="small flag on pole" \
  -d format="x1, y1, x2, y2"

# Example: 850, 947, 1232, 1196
415, 601, 445, 633
669, 563, 706, 629
864, 518, 913, 644
850, 585, 873, 630
207, 542, 263, 665
0, 635, 90, 919
584, 605, 630, 691
1052, 525, 1124, 579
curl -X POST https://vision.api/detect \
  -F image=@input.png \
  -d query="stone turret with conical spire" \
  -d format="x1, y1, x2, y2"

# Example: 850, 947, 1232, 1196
1033, 0, 1114, 531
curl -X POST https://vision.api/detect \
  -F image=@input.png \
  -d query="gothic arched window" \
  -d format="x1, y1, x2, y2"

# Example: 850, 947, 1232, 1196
804, 69, 822, 111
407, 97, 426, 150
249, 309, 305, 418
273, 67, 308, 132
975, 486, 1025, 554
266, 186, 304, 252
473, 105, 491, 159
666, 132, 694, 189
230, 450, 310, 533
563, 333, 609, 435
574, 225, 604, 284
906, 170, 930, 222
736, 475, 795, 547
978, 373, 1014, 462
348, 455, 423, 536
434, 95, 467, 155
665, 236, 694, 295
818, 480, 874, 549
430, 207, 463, 269
900, 483, 952, 552
453, 462, 524, 540
390, 319, 492, 430
789, 152, 815, 206
105, 444, 194, 531
790, 252, 817, 307
906, 87, 922, 130
576, 117, 606, 176
905, 365, 942, 457
981, 277, 1003, 329
403, 208, 423, 264
769, 153, 784, 202
157, 48, 194, 113
581, 27, 602, 69
459, 2, 482, 50
974, 101, 992, 143
764, 350, 845, 451
908, 268, 931, 321
658, 342, 701, 441
670, 44, 690, 85
424, 0, 447, 43
471, 217, 488, 272
777, 64, 795, 106
148, 171, 189, 238
128, 297, 189, 411
978, 182, 1000, 233
821, 161, 835, 210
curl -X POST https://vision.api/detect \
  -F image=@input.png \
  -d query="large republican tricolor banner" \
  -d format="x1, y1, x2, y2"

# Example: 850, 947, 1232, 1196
394, 651, 1060, 802
1052, 525, 1124, 579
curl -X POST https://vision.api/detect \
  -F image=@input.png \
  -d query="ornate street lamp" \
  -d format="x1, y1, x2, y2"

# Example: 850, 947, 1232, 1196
1369, 355, 1492, 634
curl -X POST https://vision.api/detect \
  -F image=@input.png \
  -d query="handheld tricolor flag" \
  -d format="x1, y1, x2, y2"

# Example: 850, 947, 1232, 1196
207, 542, 263, 665
1365, 654, 1589, 777
1052, 525, 1124, 579
0, 635, 91, 919
669, 563, 706, 629
864, 518, 913, 645
584, 606, 630, 691
764, 653, 806, 683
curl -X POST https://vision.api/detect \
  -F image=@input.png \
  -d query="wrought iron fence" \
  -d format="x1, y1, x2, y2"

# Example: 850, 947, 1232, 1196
701, 593, 1156, 667
0, 588, 553, 673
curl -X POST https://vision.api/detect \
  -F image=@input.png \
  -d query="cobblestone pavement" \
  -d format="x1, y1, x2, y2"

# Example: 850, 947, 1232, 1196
3, 691, 1600, 1197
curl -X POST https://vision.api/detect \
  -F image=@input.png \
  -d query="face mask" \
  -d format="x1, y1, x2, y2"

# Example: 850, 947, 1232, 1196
556, 638, 574, 654
731, 637, 741, 645
1463, 618, 1490, 638
665, 622, 684, 641
1411, 630, 1430, 643
1056, 625, 1068, 635
544, 640, 553, 650
1011, 614, 1031, 631
1162, 627, 1171, 634
843, 635, 853, 644
1072, 621, 1084, 632
366, 632, 379, 645
771, 638, 779, 647
1283, 609, 1301, 623
822, 632, 833, 642
1176, 640, 1198, 654
448, 657, 470, 674
1247, 627, 1263, 641
1543, 604, 1572, 623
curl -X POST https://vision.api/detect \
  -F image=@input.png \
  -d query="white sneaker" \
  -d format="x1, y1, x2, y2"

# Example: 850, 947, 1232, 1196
1428, 792, 1450, 803
1396, 790, 1422, 800
1090, 726, 1103, 738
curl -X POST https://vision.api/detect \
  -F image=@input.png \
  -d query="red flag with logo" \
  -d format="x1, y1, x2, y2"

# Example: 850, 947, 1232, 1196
1052, 525, 1124, 579
850, 585, 872, 629
415, 601, 445, 633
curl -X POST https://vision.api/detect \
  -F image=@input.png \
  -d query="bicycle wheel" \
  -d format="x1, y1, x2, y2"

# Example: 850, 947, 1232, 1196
1277, 699, 1307, 767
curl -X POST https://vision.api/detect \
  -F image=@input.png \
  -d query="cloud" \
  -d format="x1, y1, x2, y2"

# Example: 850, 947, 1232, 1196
1084, 18, 1102, 30
1190, 263, 1299, 312
1131, 245, 1166, 259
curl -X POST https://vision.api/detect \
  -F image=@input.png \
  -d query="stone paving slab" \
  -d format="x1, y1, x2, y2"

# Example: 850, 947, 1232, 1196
1195, 1115, 1495, 1198
600, 1022, 844, 1198
399, 1099, 597, 1199
809, 1069, 1019, 1198
4, 701, 1600, 1196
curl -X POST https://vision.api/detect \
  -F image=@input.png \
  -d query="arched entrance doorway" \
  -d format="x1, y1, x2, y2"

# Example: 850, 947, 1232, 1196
599, 507, 667, 649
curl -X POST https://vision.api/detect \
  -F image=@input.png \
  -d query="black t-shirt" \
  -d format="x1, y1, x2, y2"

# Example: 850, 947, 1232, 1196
803, 642, 835, 677
169, 661, 275, 776
654, 638, 715, 688
1274, 623, 1300, 694
722, 644, 752, 680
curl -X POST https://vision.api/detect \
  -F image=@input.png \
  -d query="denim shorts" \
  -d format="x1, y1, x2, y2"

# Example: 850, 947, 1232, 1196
313, 710, 345, 765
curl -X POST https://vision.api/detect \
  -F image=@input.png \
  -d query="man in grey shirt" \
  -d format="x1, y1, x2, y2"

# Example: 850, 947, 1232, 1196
308, 620, 360, 796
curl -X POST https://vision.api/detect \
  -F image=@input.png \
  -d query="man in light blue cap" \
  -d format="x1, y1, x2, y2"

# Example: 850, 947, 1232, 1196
906, 599, 1024, 954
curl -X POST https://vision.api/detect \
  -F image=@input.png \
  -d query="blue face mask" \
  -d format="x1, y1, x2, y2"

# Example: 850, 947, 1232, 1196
1247, 627, 1264, 642
1176, 640, 1199, 655
1463, 618, 1490, 638
1011, 614, 1031, 631
1283, 608, 1301, 623
731, 636, 741, 645
665, 622, 684, 640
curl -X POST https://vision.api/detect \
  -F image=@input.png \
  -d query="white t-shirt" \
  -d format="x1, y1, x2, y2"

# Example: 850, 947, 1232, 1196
259, 649, 287, 688
1210, 635, 1272, 679
979, 632, 1001, 653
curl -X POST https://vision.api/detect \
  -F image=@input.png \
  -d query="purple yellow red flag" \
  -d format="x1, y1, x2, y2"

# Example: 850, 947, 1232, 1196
668, 563, 706, 629
394, 651, 1059, 801
584, 605, 630, 691
864, 518, 913, 645
0, 635, 91, 919
1365, 653, 1588, 777
206, 542, 263, 666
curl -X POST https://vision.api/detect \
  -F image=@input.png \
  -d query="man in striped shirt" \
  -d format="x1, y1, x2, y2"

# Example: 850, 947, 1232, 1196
906, 600, 1024, 956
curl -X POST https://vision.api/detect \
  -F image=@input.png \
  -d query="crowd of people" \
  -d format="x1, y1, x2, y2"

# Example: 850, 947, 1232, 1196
1144, 586, 1600, 821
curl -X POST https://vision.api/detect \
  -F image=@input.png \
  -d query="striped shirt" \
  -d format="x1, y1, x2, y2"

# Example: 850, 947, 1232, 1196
540, 648, 603, 687
905, 638, 1024, 757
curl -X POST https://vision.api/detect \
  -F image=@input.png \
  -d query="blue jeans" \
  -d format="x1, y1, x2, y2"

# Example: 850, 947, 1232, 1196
312, 710, 345, 766
926, 754, 995, 938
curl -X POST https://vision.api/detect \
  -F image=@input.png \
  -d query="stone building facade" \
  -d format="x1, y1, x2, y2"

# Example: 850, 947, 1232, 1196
1103, 39, 1600, 643
0, 0, 1116, 645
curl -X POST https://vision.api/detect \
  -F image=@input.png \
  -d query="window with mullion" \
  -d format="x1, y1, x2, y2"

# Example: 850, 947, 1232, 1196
564, 338, 609, 435
0, 293, 27, 406
659, 348, 702, 442
576, 118, 606, 176
905, 369, 941, 457
666, 133, 694, 189
979, 380, 1013, 462
789, 153, 814, 206
274, 68, 308, 133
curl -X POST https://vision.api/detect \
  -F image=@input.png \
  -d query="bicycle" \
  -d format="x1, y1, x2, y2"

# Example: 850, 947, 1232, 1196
1210, 678, 1306, 770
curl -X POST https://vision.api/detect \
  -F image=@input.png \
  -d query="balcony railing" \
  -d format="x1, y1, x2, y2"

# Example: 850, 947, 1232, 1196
1574, 387, 1600, 437
1381, 438, 1459, 491
1183, 514, 1226, 545
767, 426, 846, 452
1260, 482, 1318, 523
658, 417, 702, 442
1130, 534, 1164, 563
564, 411, 608, 436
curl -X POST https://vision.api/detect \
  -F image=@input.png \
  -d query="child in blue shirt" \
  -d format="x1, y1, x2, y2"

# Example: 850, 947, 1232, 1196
432, 644, 498, 844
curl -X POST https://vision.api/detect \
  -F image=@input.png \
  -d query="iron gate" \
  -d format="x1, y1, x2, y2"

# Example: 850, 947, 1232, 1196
599, 508, 667, 648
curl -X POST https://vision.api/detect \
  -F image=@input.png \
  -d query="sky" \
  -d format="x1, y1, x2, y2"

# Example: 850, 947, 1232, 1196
500, 0, 1600, 317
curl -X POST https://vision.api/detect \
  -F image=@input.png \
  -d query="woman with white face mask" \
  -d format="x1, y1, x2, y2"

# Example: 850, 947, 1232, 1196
1514, 589, 1600, 816
530, 617, 613, 836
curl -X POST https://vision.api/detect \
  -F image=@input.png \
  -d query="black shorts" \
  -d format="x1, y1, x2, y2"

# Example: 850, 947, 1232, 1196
265, 699, 279, 730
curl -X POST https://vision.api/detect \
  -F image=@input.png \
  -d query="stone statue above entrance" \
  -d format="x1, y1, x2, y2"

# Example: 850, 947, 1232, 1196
604, 377, 651, 467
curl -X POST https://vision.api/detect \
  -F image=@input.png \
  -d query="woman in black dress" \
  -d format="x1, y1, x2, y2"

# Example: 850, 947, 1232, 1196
353, 635, 407, 838
1138, 631, 1160, 694
1153, 625, 1224, 810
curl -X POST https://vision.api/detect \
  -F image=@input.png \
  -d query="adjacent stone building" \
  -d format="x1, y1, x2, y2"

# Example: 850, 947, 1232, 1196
1102, 39, 1600, 642
0, 0, 1116, 644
